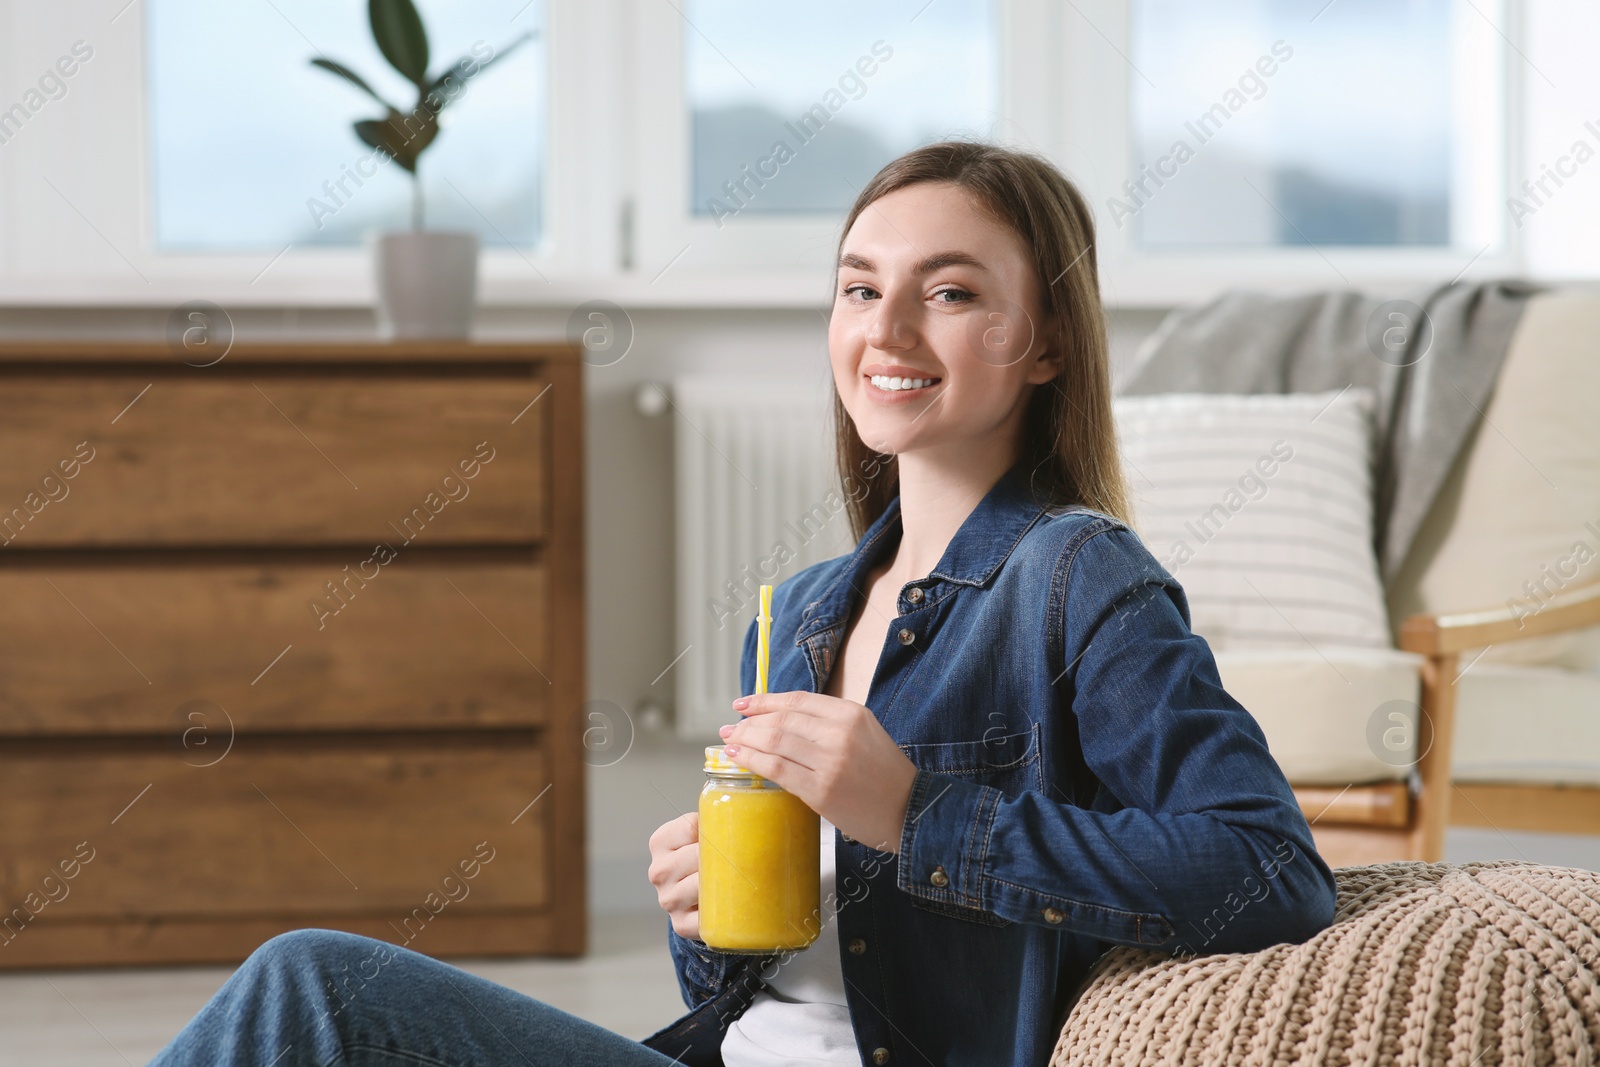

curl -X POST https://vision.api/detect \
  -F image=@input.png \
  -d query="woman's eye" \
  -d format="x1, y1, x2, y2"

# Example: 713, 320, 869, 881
932, 287, 975, 304
842, 284, 880, 301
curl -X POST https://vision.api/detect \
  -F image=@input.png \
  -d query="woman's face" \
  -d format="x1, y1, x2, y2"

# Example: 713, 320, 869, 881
829, 181, 1060, 461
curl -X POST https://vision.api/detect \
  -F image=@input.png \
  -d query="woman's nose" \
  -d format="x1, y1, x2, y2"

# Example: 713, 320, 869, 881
866, 291, 917, 351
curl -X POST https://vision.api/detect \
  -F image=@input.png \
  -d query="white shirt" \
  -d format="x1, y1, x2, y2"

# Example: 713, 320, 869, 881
720, 817, 858, 1065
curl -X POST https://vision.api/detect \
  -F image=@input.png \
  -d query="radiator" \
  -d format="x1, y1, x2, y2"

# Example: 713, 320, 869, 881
671, 378, 857, 740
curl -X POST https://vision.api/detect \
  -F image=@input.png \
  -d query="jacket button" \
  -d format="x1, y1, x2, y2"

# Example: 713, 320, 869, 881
1042, 907, 1065, 924
897, 628, 914, 646
848, 937, 867, 955
929, 866, 949, 888
872, 1049, 890, 1065
907, 587, 923, 603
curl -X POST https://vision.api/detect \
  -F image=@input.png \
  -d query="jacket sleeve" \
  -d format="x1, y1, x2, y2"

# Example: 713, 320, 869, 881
662, 613, 765, 1008
895, 521, 1338, 954
666, 918, 761, 1010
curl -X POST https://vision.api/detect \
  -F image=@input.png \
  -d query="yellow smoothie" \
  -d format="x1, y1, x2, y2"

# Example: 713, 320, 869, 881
698, 746, 820, 953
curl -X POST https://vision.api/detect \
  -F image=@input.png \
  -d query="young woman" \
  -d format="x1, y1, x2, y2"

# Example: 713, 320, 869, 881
149, 142, 1335, 1067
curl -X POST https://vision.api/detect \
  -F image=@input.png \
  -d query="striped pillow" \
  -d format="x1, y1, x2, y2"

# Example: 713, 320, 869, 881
1114, 389, 1390, 651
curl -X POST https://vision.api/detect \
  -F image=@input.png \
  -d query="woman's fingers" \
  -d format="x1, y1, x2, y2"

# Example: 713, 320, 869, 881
722, 742, 817, 799
646, 811, 707, 940
648, 836, 698, 885
733, 690, 840, 720
658, 868, 700, 916
648, 813, 701, 907
671, 903, 700, 941
650, 836, 702, 933
725, 716, 823, 771
648, 811, 698, 853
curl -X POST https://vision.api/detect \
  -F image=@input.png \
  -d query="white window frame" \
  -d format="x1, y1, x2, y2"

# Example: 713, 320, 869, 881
0, 0, 1554, 311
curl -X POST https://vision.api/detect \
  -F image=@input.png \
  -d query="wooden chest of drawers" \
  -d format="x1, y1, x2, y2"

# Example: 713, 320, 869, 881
0, 341, 585, 967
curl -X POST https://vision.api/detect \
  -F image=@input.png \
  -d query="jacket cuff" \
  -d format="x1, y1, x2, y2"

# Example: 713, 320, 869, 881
666, 919, 733, 1007
896, 767, 1001, 909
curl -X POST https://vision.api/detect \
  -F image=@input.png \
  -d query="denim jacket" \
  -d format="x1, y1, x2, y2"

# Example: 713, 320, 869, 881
643, 461, 1337, 1067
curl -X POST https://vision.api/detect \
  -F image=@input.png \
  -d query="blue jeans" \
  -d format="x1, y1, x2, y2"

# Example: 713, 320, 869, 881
148, 929, 679, 1066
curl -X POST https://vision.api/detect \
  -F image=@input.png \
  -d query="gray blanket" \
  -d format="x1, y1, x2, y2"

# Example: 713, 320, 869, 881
1119, 280, 1545, 579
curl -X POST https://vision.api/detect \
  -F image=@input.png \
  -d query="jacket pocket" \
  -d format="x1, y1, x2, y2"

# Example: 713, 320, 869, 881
897, 722, 1041, 795
895, 724, 1040, 928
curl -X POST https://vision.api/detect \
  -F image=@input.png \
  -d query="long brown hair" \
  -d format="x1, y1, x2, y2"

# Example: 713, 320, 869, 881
831, 141, 1129, 540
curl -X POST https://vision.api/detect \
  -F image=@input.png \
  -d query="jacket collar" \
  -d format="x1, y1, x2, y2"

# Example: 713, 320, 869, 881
796, 460, 1048, 643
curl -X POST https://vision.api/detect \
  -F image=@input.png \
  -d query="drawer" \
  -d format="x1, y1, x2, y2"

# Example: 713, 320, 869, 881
0, 736, 548, 920
0, 561, 548, 734
0, 376, 544, 546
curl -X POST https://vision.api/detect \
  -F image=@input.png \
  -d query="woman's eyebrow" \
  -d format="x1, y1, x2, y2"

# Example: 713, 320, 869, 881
915, 250, 989, 274
837, 250, 990, 274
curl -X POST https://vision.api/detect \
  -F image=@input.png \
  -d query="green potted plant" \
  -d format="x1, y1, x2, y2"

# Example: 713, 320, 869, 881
312, 0, 532, 338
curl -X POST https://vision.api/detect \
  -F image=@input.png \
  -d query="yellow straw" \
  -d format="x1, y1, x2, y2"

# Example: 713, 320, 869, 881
756, 584, 773, 694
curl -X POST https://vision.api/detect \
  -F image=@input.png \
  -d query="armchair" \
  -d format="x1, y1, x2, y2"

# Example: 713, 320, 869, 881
1209, 291, 1600, 866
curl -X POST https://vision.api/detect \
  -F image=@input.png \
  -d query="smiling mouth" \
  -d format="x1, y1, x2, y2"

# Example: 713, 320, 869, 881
866, 373, 941, 392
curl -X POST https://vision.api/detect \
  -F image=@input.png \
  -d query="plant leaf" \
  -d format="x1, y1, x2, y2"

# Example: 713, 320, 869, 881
355, 116, 412, 173
310, 57, 397, 110
354, 107, 437, 174
353, 118, 403, 168
425, 30, 536, 105
368, 0, 430, 85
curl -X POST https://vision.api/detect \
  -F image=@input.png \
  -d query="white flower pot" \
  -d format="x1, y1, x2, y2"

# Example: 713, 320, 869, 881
372, 231, 479, 339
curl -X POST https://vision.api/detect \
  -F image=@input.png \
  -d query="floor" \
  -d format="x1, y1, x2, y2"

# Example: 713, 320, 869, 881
0, 912, 687, 1067
4, 829, 1598, 1067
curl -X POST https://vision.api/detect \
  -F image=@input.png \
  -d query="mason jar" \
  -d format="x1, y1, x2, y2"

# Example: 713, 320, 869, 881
697, 744, 821, 953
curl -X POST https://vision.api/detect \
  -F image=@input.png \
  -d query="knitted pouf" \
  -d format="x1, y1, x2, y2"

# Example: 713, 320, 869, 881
1051, 861, 1600, 1066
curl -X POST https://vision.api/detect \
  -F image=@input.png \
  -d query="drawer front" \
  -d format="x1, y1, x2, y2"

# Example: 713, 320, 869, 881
0, 562, 548, 734
0, 376, 544, 546
0, 738, 548, 919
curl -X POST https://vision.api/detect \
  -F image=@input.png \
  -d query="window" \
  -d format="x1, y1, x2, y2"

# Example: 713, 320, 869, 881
0, 0, 1566, 304
684, 0, 999, 219
1124, 0, 1503, 251
625, 0, 1007, 278
146, 0, 544, 250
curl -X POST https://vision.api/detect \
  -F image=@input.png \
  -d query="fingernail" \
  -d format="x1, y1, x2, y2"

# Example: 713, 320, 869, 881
724, 744, 740, 757
718, 724, 733, 737
731, 697, 750, 710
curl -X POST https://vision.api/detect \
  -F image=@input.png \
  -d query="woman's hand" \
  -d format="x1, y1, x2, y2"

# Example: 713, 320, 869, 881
721, 691, 918, 853
647, 813, 701, 940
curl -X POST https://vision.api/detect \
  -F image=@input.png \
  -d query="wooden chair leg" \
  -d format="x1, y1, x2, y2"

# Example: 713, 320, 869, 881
1408, 652, 1459, 862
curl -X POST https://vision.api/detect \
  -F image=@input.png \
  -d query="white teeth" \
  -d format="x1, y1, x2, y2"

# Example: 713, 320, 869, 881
870, 374, 936, 391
